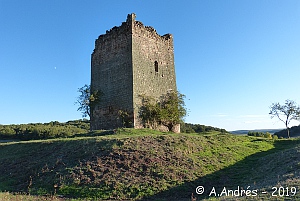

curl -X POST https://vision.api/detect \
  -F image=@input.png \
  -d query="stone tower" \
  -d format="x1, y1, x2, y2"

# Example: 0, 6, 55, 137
91, 13, 178, 131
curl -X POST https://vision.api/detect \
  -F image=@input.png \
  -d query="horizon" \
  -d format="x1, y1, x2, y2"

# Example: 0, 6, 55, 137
1, 1, 300, 131
0, 119, 289, 133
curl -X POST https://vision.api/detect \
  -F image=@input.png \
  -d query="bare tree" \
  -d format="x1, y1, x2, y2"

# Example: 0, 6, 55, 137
269, 99, 300, 138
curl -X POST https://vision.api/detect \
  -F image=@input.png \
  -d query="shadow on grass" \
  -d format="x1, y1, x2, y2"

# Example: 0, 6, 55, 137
142, 138, 300, 201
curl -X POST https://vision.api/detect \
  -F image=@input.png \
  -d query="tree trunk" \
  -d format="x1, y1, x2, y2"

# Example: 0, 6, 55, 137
285, 120, 290, 138
287, 127, 290, 138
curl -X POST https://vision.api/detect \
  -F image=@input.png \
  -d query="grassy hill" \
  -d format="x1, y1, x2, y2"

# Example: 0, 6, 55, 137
0, 129, 300, 200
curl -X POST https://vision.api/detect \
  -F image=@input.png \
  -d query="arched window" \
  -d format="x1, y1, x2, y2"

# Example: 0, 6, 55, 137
154, 61, 158, 72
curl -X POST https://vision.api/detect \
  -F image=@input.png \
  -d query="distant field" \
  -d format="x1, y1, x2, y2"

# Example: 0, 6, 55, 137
0, 129, 300, 200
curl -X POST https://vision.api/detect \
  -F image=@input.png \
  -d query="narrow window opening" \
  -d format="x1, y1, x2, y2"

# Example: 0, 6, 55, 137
154, 61, 158, 73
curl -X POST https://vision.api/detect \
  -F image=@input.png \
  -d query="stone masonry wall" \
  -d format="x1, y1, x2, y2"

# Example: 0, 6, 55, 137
90, 15, 134, 130
131, 17, 177, 128
91, 13, 178, 132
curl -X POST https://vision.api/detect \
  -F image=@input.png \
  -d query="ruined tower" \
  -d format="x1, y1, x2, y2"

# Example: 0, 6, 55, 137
91, 13, 178, 131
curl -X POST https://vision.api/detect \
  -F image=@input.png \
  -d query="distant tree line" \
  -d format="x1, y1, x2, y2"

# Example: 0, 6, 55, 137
0, 120, 89, 141
247, 131, 278, 139
181, 123, 228, 134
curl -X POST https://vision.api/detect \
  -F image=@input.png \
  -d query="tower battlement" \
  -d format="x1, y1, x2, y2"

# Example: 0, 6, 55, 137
94, 13, 172, 50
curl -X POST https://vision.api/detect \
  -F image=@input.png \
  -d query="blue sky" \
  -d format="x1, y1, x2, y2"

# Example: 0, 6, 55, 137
1, 0, 299, 131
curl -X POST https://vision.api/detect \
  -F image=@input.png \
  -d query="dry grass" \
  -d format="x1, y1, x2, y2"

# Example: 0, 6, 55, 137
0, 129, 300, 200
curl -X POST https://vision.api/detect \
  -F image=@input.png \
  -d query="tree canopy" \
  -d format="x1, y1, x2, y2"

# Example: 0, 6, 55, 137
269, 99, 300, 138
139, 91, 187, 132
76, 84, 101, 118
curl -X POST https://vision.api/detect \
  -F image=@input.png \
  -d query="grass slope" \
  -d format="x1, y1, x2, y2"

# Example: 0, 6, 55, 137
0, 129, 300, 200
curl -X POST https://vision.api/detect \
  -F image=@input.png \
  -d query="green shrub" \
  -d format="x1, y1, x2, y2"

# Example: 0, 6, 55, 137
0, 120, 90, 141
272, 134, 279, 140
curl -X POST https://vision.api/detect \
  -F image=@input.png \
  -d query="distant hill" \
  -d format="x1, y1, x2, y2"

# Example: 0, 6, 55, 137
230, 128, 283, 135
274, 125, 300, 138
181, 123, 228, 133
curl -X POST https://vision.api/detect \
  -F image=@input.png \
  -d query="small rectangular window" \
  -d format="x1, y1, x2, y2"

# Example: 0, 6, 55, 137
154, 61, 158, 72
